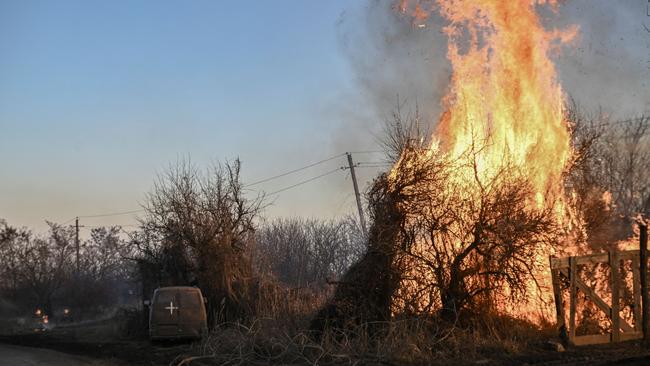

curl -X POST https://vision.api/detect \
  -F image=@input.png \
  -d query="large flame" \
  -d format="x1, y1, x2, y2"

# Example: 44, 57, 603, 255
393, 0, 579, 319
407, 0, 576, 207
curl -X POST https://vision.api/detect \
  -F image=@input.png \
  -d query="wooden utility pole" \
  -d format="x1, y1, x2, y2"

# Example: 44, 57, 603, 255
75, 217, 80, 275
641, 221, 649, 341
347, 153, 367, 236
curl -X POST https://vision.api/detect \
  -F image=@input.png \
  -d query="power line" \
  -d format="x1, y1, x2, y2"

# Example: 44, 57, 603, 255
356, 161, 393, 169
348, 150, 385, 154
265, 167, 343, 196
357, 161, 392, 165
83, 224, 139, 228
78, 209, 144, 219
61, 217, 77, 225
245, 153, 346, 187
60, 151, 369, 223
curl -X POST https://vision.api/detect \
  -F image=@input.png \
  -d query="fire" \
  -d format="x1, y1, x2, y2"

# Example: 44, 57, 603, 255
403, 0, 577, 209
392, 0, 579, 319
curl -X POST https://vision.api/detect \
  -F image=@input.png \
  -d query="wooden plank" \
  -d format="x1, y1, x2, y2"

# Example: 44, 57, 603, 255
559, 268, 635, 333
550, 256, 568, 345
552, 250, 637, 267
573, 334, 610, 346
575, 253, 609, 266
611, 250, 621, 342
569, 257, 577, 342
620, 331, 644, 342
632, 256, 642, 332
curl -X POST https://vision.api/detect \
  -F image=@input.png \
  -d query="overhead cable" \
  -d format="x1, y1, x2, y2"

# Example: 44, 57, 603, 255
245, 153, 346, 187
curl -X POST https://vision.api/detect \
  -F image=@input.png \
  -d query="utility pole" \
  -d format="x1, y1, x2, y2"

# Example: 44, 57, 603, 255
347, 152, 368, 237
75, 217, 80, 275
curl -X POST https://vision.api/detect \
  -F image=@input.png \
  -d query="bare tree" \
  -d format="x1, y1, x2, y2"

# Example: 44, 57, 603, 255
1, 219, 137, 318
140, 158, 262, 324
254, 217, 365, 289
12, 223, 75, 316
565, 101, 650, 247
598, 116, 650, 216
0, 220, 31, 297
379, 101, 430, 163
61, 226, 133, 311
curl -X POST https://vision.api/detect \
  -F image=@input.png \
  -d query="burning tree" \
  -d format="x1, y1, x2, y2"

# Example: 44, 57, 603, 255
315, 0, 580, 329
391, 145, 560, 317
314, 138, 560, 330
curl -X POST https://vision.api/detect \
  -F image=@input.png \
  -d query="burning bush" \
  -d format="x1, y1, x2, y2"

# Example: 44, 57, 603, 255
391, 145, 560, 318
313, 140, 561, 330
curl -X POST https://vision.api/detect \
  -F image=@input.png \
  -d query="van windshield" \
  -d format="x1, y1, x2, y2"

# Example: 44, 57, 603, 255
155, 290, 175, 304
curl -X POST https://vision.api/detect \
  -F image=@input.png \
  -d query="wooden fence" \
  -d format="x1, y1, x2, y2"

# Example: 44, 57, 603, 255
549, 223, 648, 346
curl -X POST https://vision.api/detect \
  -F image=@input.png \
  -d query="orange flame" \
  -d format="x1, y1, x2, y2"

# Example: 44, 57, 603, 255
394, 0, 579, 319
433, 0, 577, 208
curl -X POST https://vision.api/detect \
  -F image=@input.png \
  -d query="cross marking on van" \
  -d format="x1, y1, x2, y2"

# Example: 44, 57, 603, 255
165, 301, 179, 315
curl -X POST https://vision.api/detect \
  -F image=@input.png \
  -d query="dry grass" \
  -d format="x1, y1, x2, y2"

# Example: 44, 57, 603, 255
180, 312, 551, 366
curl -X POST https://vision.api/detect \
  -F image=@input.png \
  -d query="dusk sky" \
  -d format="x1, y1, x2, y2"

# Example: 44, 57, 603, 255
1, 1, 649, 235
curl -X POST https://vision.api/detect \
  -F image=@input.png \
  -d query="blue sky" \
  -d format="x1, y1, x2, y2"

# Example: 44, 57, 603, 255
0, 1, 383, 232
1, 1, 648, 234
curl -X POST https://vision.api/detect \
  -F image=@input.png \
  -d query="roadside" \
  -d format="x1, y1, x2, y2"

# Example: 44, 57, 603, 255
0, 343, 115, 366
0, 313, 202, 366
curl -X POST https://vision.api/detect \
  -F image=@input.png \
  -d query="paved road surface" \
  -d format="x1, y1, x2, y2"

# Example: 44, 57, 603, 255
0, 344, 115, 366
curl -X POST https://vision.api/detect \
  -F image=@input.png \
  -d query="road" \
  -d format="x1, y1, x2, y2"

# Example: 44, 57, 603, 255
0, 344, 116, 366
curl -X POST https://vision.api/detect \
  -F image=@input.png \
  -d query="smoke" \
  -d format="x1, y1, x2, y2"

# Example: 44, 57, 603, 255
339, 2, 450, 121
335, 0, 649, 145
330, 1, 451, 155
552, 0, 650, 117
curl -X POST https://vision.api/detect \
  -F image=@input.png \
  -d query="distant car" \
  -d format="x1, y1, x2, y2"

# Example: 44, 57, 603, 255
31, 309, 49, 332
61, 307, 73, 323
145, 286, 208, 340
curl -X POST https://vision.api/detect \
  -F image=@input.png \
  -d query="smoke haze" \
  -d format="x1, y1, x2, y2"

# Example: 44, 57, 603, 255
335, 0, 649, 136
